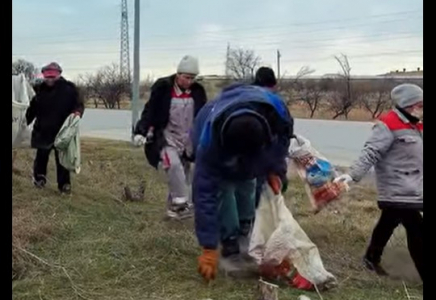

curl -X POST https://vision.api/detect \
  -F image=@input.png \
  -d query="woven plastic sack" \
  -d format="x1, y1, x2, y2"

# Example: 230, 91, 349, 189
54, 115, 81, 174
288, 135, 348, 213
12, 74, 34, 148
248, 183, 337, 289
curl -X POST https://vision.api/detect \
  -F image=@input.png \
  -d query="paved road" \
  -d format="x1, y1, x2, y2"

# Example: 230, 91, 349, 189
80, 109, 374, 167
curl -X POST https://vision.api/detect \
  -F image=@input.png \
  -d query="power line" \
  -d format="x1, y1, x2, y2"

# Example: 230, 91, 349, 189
13, 10, 421, 42
12, 16, 422, 48
12, 31, 422, 57
43, 50, 423, 72
16, 15, 423, 47
277, 50, 281, 79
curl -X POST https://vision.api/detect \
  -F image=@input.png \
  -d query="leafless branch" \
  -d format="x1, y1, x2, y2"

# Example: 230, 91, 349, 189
79, 64, 130, 109
227, 47, 261, 81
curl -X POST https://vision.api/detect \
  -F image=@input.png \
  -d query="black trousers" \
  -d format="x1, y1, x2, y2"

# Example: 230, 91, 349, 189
33, 148, 70, 190
365, 208, 423, 280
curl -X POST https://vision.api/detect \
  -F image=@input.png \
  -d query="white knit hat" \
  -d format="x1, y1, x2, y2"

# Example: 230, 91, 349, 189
391, 83, 423, 108
177, 55, 199, 75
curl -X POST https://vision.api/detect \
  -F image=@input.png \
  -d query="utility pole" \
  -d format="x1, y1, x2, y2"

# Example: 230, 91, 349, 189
277, 49, 281, 80
131, 0, 140, 140
225, 43, 230, 77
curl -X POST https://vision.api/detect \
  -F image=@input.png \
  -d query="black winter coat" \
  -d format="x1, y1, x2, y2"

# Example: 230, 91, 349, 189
134, 74, 207, 168
26, 77, 84, 149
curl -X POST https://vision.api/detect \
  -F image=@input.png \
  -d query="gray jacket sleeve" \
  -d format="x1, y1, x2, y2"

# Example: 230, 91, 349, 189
349, 122, 394, 182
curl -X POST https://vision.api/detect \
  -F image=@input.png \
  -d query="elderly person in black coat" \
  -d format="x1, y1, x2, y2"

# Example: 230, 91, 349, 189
26, 62, 84, 194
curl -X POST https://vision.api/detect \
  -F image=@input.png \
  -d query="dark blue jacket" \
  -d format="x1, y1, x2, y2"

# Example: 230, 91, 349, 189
191, 84, 294, 249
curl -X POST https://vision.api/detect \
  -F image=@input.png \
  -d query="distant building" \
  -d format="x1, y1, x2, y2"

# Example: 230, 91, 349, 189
383, 67, 423, 77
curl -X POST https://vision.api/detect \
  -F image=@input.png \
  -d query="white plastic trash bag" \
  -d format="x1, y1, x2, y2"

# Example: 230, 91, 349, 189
12, 74, 34, 148
248, 183, 336, 287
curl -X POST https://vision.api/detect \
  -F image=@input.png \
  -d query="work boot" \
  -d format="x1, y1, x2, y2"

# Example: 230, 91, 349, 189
59, 184, 72, 195
221, 236, 240, 257
220, 237, 258, 278
363, 257, 388, 276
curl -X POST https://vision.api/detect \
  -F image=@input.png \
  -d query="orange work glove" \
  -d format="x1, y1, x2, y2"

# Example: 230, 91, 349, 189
267, 174, 282, 195
198, 249, 219, 282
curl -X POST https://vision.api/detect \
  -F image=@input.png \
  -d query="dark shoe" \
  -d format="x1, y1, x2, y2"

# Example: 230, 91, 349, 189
60, 184, 72, 195
33, 178, 46, 189
221, 236, 240, 258
166, 204, 193, 220
219, 253, 258, 279
363, 258, 388, 276
239, 220, 252, 237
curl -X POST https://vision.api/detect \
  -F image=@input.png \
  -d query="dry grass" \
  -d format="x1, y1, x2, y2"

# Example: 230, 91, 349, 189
288, 103, 377, 122
12, 139, 422, 300
85, 100, 377, 122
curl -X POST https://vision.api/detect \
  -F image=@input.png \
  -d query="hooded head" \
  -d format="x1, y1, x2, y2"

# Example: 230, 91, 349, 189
221, 113, 271, 156
391, 83, 423, 119
253, 67, 277, 90
41, 62, 62, 86
176, 55, 199, 90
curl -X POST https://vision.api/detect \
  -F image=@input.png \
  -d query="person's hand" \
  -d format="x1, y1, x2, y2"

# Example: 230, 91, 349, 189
133, 134, 146, 147
145, 127, 154, 143
72, 111, 81, 118
333, 174, 353, 184
198, 249, 218, 282
268, 174, 282, 195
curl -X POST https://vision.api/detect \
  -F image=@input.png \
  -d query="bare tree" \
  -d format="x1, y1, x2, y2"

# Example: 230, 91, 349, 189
139, 75, 154, 100
357, 79, 393, 119
295, 66, 315, 81
296, 79, 329, 118
81, 64, 130, 109
328, 54, 355, 119
227, 47, 261, 81
279, 66, 315, 106
278, 81, 297, 106
291, 66, 316, 92
76, 75, 96, 107
12, 59, 37, 81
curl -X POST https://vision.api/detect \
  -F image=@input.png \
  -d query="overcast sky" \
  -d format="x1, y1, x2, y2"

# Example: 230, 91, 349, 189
12, 0, 423, 80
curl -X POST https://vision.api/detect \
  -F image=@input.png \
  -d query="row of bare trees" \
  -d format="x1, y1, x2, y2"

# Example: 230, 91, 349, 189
77, 64, 131, 109
13, 51, 422, 116
284, 76, 395, 119
281, 54, 423, 119
78, 64, 156, 109
223, 49, 422, 119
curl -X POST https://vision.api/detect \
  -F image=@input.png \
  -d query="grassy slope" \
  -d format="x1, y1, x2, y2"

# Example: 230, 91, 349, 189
12, 139, 422, 300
